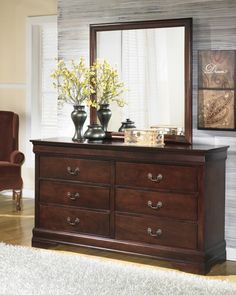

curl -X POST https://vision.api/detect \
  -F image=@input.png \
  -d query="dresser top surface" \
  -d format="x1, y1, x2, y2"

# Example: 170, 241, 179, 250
31, 137, 228, 153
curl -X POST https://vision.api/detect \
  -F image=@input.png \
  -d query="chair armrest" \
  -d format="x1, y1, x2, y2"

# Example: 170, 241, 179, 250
10, 150, 25, 165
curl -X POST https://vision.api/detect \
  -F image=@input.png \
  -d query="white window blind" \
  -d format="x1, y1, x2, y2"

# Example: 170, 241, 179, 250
39, 22, 58, 138
30, 17, 87, 145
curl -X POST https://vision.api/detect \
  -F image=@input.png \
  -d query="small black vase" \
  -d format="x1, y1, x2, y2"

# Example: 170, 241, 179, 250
71, 105, 87, 141
84, 123, 106, 141
97, 104, 112, 132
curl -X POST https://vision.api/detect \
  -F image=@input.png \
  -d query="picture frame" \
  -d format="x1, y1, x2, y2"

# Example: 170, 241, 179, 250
198, 50, 236, 130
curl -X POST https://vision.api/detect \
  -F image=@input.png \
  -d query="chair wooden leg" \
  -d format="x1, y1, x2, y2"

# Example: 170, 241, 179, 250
12, 190, 16, 200
13, 190, 22, 211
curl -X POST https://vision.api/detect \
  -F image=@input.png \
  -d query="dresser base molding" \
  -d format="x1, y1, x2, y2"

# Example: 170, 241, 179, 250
32, 228, 226, 274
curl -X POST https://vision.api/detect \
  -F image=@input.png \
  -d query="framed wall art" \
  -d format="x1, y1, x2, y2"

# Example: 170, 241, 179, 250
198, 50, 236, 130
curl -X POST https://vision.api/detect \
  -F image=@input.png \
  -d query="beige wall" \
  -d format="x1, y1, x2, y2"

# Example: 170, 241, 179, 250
0, 0, 57, 190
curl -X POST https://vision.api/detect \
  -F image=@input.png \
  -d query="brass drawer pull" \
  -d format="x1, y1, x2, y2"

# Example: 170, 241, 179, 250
147, 173, 163, 183
147, 227, 162, 237
147, 200, 162, 210
67, 166, 80, 176
67, 192, 80, 201
67, 217, 80, 226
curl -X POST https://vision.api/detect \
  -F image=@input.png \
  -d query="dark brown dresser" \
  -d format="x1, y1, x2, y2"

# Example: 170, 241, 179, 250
31, 138, 228, 274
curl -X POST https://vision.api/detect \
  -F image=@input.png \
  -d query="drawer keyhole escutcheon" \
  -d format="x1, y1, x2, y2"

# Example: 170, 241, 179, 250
67, 192, 80, 200
67, 217, 80, 226
147, 173, 163, 183
147, 227, 162, 237
67, 166, 80, 176
147, 200, 162, 210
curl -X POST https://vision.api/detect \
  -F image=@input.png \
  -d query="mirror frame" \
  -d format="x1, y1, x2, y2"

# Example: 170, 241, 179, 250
90, 18, 192, 144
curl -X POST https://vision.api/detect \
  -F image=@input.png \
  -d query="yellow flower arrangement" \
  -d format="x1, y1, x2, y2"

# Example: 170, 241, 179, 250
89, 59, 126, 108
51, 57, 93, 106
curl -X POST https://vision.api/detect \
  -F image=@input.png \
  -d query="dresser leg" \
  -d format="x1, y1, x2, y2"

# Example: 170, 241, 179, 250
171, 262, 208, 275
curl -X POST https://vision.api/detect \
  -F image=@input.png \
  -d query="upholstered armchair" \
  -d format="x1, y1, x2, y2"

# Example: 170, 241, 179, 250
0, 111, 25, 210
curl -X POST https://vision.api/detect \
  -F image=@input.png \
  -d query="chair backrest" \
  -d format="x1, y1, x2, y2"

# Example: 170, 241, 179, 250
0, 111, 19, 161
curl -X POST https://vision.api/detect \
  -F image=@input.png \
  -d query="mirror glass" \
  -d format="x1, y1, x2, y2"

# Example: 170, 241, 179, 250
90, 19, 192, 143
97, 27, 185, 132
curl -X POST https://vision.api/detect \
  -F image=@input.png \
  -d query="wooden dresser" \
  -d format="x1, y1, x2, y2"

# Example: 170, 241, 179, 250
31, 138, 228, 274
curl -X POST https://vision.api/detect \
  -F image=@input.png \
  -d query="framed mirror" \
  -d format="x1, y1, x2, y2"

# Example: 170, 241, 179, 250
90, 18, 192, 144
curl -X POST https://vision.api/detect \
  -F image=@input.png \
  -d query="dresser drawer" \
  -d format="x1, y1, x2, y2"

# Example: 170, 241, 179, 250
116, 162, 197, 192
116, 188, 197, 221
40, 180, 110, 210
116, 214, 197, 249
40, 156, 111, 184
40, 205, 110, 236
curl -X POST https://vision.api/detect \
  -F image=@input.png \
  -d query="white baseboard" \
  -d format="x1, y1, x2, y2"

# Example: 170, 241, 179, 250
226, 247, 236, 261
1, 189, 34, 199
23, 189, 34, 198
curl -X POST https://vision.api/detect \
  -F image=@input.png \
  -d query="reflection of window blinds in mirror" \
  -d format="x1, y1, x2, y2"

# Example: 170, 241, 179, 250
121, 30, 147, 129
121, 28, 184, 130
97, 28, 185, 131
40, 23, 58, 138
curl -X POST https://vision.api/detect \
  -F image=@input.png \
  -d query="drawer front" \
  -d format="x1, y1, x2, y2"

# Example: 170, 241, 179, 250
116, 214, 197, 249
40, 205, 110, 236
116, 188, 197, 221
40, 180, 110, 210
116, 162, 197, 192
40, 156, 111, 184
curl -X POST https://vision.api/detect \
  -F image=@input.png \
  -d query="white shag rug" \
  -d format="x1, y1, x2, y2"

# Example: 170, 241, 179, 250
0, 243, 235, 295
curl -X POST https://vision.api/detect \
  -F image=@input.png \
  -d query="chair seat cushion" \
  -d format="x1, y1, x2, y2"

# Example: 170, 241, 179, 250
0, 161, 21, 175
0, 161, 22, 191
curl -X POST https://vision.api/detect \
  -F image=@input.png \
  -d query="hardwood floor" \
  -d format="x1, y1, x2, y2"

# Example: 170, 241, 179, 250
1, 193, 236, 282
0, 193, 34, 247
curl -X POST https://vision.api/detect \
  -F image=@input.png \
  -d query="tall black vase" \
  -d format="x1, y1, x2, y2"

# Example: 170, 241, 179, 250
97, 104, 112, 132
71, 105, 87, 141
